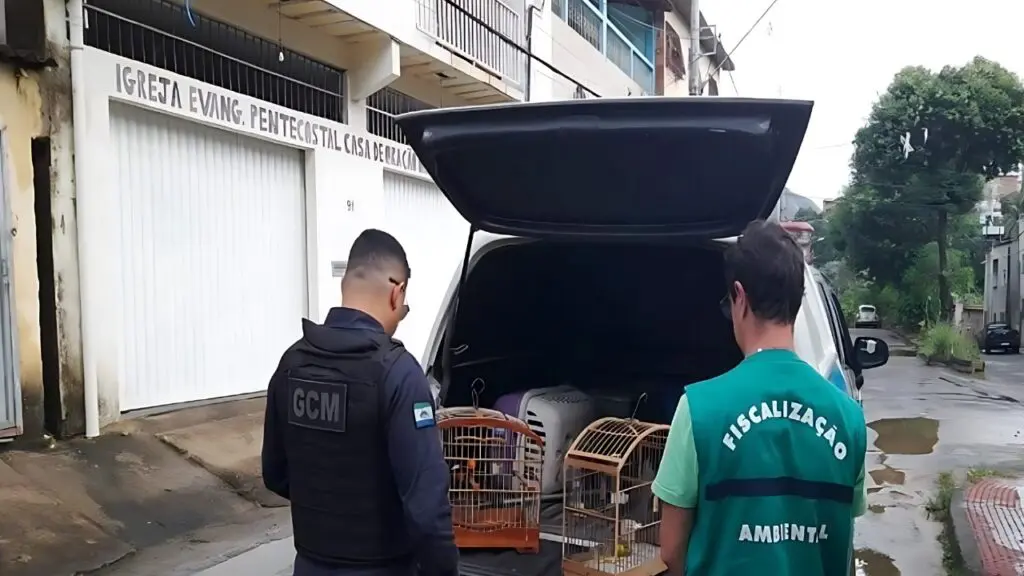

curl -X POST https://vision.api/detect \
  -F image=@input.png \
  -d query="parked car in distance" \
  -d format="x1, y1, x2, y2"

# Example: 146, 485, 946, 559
980, 322, 1020, 354
855, 304, 881, 328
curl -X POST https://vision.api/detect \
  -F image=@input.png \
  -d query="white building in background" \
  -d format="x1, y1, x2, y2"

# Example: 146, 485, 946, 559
978, 174, 1020, 238
59, 0, 736, 434
530, 0, 733, 99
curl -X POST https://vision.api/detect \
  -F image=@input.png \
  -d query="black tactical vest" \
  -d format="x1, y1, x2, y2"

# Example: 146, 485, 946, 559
280, 318, 413, 567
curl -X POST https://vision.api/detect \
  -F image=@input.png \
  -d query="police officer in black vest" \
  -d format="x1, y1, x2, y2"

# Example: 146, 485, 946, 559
261, 229, 459, 576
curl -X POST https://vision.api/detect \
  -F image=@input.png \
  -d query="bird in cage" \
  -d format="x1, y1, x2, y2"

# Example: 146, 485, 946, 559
451, 457, 482, 492
437, 406, 544, 553
563, 417, 670, 576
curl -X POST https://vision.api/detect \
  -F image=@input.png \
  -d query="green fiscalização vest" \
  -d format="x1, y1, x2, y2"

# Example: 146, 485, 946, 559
685, 349, 867, 575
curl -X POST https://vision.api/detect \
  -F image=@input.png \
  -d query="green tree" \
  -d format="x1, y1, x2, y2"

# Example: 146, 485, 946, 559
827, 185, 945, 287
850, 57, 1024, 318
901, 243, 976, 326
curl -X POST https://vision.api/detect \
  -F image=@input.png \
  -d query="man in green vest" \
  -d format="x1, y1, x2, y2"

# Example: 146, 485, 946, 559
652, 220, 867, 575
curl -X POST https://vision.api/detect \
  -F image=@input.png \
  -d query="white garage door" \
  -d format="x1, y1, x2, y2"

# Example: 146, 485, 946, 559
111, 103, 307, 411
382, 171, 468, 361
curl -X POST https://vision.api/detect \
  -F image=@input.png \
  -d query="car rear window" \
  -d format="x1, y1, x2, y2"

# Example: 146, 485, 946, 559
859, 306, 876, 313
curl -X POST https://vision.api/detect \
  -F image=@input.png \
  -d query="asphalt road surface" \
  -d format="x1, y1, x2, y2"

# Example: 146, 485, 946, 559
980, 345, 1024, 383
124, 342, 1024, 576
852, 354, 1024, 575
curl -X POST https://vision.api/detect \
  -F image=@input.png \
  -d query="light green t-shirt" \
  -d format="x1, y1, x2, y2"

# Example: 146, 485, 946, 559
652, 396, 868, 514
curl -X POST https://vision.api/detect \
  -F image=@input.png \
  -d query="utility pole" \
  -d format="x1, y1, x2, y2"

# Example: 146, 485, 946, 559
1008, 220, 1020, 329
1006, 243, 1012, 326
688, 0, 701, 95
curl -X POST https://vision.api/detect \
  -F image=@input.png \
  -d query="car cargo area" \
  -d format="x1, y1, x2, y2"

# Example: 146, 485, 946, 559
431, 240, 744, 576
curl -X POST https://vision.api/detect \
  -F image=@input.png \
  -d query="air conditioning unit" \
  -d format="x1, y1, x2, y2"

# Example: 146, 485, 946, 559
0, 0, 51, 68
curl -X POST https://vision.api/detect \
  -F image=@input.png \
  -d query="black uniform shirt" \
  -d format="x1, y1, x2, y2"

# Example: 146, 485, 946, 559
262, 308, 458, 576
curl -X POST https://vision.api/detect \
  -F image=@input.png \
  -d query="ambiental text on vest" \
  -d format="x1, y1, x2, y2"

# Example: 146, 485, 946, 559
721, 399, 848, 460
738, 523, 829, 544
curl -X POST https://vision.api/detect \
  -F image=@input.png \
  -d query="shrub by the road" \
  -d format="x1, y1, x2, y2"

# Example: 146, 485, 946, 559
920, 323, 980, 363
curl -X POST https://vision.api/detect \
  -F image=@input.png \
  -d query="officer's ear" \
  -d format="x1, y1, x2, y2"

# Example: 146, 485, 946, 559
390, 281, 407, 311
387, 277, 407, 311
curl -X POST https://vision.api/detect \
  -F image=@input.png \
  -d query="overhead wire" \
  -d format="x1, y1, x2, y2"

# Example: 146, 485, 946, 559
805, 142, 854, 150
700, 0, 782, 91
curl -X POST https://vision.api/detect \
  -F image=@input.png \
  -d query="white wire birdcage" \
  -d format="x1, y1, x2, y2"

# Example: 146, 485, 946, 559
562, 417, 670, 575
437, 406, 544, 553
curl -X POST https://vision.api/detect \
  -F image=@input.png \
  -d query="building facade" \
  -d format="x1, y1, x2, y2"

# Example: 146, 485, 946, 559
984, 241, 1013, 326
0, 0, 79, 441
529, 0, 731, 99
5, 0, 737, 438
978, 174, 1020, 238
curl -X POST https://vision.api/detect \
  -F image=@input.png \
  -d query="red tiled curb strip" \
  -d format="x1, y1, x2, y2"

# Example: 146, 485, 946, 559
963, 479, 1024, 576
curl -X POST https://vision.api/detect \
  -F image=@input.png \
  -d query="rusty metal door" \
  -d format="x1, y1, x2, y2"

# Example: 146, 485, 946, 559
0, 133, 20, 438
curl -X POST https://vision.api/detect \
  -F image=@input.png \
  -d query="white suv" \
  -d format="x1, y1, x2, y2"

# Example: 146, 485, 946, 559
398, 98, 890, 576
855, 304, 881, 328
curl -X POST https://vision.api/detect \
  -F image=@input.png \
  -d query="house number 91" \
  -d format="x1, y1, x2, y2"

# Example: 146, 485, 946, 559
346, 200, 355, 212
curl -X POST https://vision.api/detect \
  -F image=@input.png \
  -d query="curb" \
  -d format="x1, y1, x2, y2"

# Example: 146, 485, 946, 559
951, 487, 982, 576
889, 347, 918, 357
957, 477, 1024, 576
156, 434, 289, 509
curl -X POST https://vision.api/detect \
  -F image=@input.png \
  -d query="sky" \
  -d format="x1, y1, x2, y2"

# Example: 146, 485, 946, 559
700, 0, 1024, 205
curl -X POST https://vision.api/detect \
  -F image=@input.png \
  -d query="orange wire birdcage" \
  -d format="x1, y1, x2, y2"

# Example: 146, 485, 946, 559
437, 406, 544, 553
562, 417, 670, 576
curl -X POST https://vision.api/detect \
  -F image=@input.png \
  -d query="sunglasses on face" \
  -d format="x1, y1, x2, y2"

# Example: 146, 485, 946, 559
389, 277, 411, 318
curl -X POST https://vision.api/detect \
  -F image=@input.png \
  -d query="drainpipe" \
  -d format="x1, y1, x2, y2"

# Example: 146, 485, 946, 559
524, 3, 538, 101
68, 0, 100, 438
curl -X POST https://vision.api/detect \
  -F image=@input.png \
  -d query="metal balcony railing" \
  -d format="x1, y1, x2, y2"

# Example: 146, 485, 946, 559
84, 0, 346, 122
367, 88, 434, 144
553, 0, 654, 94
415, 0, 526, 86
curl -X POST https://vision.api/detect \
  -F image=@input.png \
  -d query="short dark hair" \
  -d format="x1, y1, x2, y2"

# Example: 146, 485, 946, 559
724, 220, 805, 324
346, 229, 411, 281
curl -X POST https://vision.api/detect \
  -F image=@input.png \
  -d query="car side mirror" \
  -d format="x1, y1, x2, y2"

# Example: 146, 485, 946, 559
854, 336, 889, 370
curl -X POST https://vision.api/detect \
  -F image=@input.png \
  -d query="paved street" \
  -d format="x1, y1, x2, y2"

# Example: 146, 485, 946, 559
980, 349, 1024, 385
123, 348, 1024, 576
853, 352, 1024, 575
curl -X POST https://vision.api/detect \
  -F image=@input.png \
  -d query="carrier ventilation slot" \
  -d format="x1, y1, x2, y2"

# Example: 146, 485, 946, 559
525, 409, 546, 440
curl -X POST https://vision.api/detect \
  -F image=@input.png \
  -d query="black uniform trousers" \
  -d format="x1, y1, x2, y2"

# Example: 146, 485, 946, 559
293, 554, 417, 576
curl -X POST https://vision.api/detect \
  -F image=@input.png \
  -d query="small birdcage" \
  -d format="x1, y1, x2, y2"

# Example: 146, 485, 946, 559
437, 405, 544, 553
562, 417, 670, 576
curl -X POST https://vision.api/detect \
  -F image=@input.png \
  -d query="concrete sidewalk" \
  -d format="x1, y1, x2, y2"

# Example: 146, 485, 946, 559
0, 397, 279, 576
953, 476, 1024, 575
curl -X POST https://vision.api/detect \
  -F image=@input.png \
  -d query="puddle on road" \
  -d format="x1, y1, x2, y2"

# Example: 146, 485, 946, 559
855, 549, 900, 575
868, 417, 940, 455
869, 465, 906, 486
868, 504, 886, 514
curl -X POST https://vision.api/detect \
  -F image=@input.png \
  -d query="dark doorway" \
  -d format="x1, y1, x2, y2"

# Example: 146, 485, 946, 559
32, 137, 61, 437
